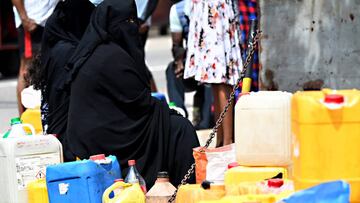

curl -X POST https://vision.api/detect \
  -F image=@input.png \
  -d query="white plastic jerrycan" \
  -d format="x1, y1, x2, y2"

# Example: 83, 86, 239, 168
235, 91, 292, 166
3, 117, 36, 138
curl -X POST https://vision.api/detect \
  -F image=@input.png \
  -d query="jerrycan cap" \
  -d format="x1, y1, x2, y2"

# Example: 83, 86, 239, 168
228, 162, 240, 169
324, 94, 344, 104
114, 179, 124, 183
267, 179, 284, 188
128, 159, 136, 166
157, 171, 169, 178
89, 154, 106, 161
10, 117, 22, 125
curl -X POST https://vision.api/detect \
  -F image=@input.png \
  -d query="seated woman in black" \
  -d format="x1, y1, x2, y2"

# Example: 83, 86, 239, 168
64, 0, 200, 187
26, 0, 94, 161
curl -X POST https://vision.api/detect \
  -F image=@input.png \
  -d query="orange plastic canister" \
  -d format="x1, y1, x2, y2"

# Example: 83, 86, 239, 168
292, 89, 360, 202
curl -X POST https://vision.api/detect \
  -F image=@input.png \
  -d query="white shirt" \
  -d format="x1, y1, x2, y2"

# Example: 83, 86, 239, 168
169, 4, 182, 33
135, 0, 152, 26
13, 0, 59, 28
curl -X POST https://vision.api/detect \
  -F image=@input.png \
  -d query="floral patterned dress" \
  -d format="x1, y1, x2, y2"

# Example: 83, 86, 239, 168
184, 0, 243, 85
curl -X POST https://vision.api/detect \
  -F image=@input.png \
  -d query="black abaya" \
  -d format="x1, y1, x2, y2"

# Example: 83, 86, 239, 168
65, 0, 199, 187
39, 0, 94, 151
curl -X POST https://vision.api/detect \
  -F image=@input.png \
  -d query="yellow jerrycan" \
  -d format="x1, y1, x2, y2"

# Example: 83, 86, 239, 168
175, 183, 225, 203
102, 181, 145, 203
27, 178, 49, 203
21, 107, 43, 134
292, 89, 360, 202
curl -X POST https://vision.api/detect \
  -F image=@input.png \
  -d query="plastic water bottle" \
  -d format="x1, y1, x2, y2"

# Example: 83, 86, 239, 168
3, 117, 35, 138
146, 172, 176, 203
125, 160, 147, 193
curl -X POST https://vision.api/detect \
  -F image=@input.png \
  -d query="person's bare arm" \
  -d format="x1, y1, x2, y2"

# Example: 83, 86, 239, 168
11, 0, 37, 32
171, 32, 185, 78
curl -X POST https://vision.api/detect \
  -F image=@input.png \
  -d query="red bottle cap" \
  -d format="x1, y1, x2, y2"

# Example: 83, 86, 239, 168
128, 160, 136, 166
268, 179, 284, 188
89, 154, 106, 161
114, 179, 124, 183
324, 94, 344, 104
228, 162, 240, 169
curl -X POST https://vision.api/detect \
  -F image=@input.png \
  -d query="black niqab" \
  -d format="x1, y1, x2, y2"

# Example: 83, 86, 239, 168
66, 0, 199, 187
64, 0, 150, 88
40, 0, 94, 148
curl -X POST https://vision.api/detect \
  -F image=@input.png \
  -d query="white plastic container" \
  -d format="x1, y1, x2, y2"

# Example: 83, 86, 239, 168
235, 91, 292, 166
0, 135, 62, 203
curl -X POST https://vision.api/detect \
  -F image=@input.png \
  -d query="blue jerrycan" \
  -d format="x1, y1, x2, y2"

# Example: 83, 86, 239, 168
46, 155, 121, 203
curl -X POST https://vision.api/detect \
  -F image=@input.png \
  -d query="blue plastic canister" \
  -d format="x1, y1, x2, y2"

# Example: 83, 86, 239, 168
151, 92, 167, 103
46, 155, 121, 203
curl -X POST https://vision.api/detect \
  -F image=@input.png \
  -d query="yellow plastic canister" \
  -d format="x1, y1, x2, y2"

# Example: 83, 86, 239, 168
292, 89, 360, 202
27, 179, 49, 203
21, 107, 43, 134
224, 166, 287, 195
102, 181, 145, 203
175, 184, 225, 203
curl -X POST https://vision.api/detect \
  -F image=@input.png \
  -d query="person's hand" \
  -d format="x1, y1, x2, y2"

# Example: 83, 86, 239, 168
22, 17, 37, 32
174, 60, 184, 78
138, 23, 149, 34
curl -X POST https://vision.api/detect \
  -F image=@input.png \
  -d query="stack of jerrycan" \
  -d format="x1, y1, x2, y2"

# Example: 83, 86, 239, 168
0, 118, 63, 203
46, 154, 121, 203
292, 89, 360, 202
226, 91, 293, 200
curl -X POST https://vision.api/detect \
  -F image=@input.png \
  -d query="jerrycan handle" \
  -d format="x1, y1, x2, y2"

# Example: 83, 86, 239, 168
102, 181, 131, 203
21, 123, 36, 135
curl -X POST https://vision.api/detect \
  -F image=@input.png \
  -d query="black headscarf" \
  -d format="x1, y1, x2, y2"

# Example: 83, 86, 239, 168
64, 0, 150, 88
66, 0, 199, 187
39, 0, 94, 148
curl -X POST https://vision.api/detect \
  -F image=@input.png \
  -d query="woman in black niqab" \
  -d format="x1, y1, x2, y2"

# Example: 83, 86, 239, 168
65, 0, 200, 187
28, 0, 94, 156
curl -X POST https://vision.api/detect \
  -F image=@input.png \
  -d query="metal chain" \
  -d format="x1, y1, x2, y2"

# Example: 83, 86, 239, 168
167, 30, 262, 203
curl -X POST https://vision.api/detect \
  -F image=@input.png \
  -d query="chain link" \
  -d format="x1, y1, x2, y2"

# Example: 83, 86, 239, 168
167, 30, 262, 203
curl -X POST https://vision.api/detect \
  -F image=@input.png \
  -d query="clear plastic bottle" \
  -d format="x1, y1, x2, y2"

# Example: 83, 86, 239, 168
124, 160, 147, 193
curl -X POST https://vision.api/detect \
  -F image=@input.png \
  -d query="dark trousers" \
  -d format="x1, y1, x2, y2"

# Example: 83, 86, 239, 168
166, 62, 213, 129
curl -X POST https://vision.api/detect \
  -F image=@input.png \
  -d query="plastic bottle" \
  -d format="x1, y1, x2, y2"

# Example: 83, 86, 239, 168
146, 172, 176, 203
168, 102, 186, 117
124, 160, 147, 193
2, 117, 35, 138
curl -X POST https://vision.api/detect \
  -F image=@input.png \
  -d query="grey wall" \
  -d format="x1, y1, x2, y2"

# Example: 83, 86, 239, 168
259, 0, 360, 92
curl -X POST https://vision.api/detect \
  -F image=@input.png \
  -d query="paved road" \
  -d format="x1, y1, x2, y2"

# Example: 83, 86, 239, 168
0, 35, 195, 133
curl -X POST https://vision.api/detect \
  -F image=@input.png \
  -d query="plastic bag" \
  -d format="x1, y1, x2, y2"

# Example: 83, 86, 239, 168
281, 181, 350, 203
193, 144, 236, 184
